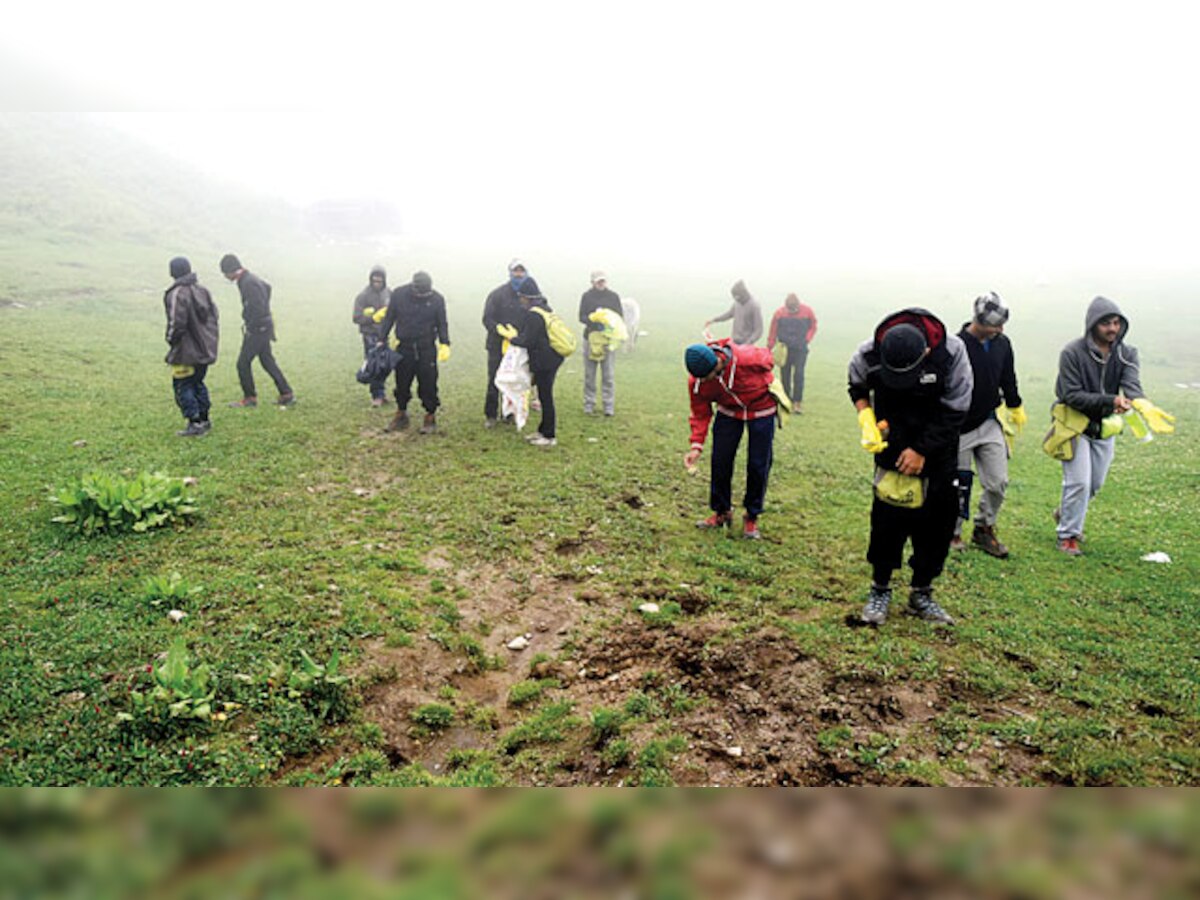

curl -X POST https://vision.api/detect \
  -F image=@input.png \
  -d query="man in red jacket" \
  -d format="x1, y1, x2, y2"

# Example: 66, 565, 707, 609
767, 293, 817, 412
683, 339, 778, 540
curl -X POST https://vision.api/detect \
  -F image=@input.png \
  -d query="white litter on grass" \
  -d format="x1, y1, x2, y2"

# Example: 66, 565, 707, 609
167, 609, 187, 623
638, 603, 660, 614
1174, 383, 1189, 389
1141, 552, 1172, 564
506, 636, 529, 651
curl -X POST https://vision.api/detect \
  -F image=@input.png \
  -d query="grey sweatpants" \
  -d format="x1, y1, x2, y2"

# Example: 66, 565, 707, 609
955, 418, 1009, 536
1057, 434, 1115, 540
583, 349, 615, 414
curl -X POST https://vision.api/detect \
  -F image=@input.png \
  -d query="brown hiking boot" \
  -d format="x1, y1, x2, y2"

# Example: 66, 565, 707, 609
227, 396, 257, 408
418, 413, 437, 434
971, 524, 1009, 558
385, 410, 410, 432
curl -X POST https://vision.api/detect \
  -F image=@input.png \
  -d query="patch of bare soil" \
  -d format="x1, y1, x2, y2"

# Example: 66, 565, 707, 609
353, 550, 1046, 785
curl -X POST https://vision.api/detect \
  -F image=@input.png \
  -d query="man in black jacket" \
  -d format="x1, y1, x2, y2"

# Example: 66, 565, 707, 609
511, 278, 563, 447
848, 309, 973, 626
379, 271, 450, 434
220, 253, 295, 408
481, 259, 529, 427
952, 293, 1027, 557
578, 270, 623, 416
164, 256, 219, 436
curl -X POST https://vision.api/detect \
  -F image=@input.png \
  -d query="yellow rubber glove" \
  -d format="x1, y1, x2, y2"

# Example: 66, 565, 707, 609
496, 324, 518, 340
1099, 413, 1125, 439
1131, 398, 1175, 434
1009, 405, 1027, 431
997, 408, 1017, 453
362, 306, 375, 317
437, 343, 451, 362
388, 337, 400, 350
588, 311, 604, 322
372, 307, 387, 323
857, 407, 888, 454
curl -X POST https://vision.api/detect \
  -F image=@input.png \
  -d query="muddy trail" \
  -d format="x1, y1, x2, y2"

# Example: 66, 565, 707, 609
340, 549, 1047, 786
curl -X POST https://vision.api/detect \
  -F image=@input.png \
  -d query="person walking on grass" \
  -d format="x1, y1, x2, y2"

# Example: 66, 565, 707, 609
951, 292, 1026, 558
766, 292, 817, 412
1051, 296, 1175, 556
220, 253, 295, 408
163, 256, 219, 437
510, 279, 562, 448
482, 259, 530, 427
704, 279, 763, 346
579, 270, 623, 416
352, 265, 391, 407
683, 338, 777, 540
849, 309, 973, 626
379, 271, 450, 434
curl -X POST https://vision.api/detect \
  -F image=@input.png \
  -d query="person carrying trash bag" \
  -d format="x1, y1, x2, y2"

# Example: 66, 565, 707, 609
950, 292, 1026, 558
352, 265, 392, 407
683, 338, 778, 540
578, 271, 624, 416
482, 259, 531, 427
848, 309, 973, 626
510, 278, 564, 447
378, 271, 451, 434
1050, 296, 1175, 556
163, 256, 219, 437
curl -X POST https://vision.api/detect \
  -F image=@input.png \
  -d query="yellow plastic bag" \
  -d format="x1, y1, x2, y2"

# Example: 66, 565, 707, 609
873, 468, 926, 508
587, 330, 607, 362
767, 377, 792, 428
772, 343, 788, 367
1042, 403, 1089, 461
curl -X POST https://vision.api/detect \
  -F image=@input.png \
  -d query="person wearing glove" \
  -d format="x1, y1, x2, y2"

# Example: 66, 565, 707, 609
578, 271, 624, 416
766, 293, 818, 412
481, 260, 531, 427
848, 309, 973, 626
684, 338, 779, 540
352, 265, 391, 406
378, 270, 450, 434
950, 292, 1024, 558
1053, 295, 1159, 556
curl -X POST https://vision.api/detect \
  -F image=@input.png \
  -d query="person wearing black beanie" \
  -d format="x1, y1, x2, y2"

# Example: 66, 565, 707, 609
220, 253, 295, 408
164, 256, 219, 436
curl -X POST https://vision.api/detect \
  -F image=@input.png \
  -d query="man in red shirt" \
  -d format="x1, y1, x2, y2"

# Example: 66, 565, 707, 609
683, 340, 778, 540
767, 293, 817, 412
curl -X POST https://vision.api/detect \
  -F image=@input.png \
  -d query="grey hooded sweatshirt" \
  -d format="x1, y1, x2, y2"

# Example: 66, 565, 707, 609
1054, 296, 1144, 426
710, 279, 764, 345
353, 265, 389, 338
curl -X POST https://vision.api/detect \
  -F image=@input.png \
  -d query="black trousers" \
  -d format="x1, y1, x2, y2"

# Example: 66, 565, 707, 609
781, 344, 809, 403
533, 366, 558, 438
710, 413, 775, 519
395, 341, 439, 413
867, 478, 958, 587
236, 329, 291, 398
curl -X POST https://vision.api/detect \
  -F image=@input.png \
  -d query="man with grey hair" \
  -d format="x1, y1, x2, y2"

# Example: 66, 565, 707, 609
705, 279, 763, 346
578, 270, 623, 416
951, 292, 1026, 558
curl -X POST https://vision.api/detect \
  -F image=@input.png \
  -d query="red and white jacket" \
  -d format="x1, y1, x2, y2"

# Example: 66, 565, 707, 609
687, 339, 778, 449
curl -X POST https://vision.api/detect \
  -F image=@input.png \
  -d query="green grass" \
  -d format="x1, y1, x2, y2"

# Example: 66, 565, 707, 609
1, 115, 1198, 784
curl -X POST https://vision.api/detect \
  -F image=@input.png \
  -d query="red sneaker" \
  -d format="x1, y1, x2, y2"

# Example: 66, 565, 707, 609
1057, 537, 1082, 557
696, 511, 732, 530
742, 516, 762, 540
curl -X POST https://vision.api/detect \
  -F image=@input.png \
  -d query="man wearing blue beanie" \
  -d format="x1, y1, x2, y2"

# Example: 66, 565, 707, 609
683, 338, 778, 539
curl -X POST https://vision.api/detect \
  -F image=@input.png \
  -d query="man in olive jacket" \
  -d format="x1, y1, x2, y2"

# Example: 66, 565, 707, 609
164, 256, 219, 436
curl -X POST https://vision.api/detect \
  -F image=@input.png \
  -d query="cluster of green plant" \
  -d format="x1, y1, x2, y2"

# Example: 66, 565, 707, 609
498, 701, 580, 755
140, 571, 200, 606
49, 471, 198, 535
117, 639, 214, 731
507, 678, 560, 708
271, 650, 352, 723
411, 703, 455, 731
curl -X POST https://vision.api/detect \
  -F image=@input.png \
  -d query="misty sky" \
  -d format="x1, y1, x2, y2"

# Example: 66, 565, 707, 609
4, 1, 1198, 269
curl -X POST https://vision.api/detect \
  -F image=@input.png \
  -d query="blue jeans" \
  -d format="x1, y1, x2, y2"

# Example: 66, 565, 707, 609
710, 413, 775, 519
173, 364, 210, 422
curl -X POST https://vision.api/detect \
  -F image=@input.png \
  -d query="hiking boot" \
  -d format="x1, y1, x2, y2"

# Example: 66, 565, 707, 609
1057, 537, 1083, 556
385, 410, 410, 432
175, 421, 208, 437
971, 524, 1009, 559
907, 587, 955, 625
529, 434, 557, 447
742, 516, 762, 540
950, 535, 967, 552
277, 392, 296, 407
697, 511, 732, 530
198, 420, 212, 433
860, 585, 892, 625
418, 413, 437, 434
228, 396, 257, 408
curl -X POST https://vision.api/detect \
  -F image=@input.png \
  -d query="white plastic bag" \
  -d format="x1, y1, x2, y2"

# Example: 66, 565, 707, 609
494, 346, 532, 430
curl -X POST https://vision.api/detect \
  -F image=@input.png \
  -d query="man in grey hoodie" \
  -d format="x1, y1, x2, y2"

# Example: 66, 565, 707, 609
353, 265, 390, 406
1052, 296, 1173, 555
705, 279, 763, 346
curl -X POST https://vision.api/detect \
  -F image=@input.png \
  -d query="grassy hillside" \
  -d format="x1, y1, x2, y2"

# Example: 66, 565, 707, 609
0, 117, 1196, 785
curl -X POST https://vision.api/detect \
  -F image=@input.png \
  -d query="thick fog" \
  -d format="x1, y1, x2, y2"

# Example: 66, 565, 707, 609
4, 2, 1200, 271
